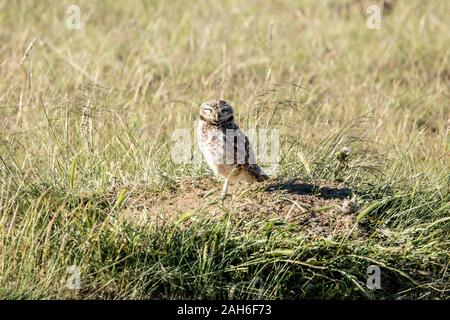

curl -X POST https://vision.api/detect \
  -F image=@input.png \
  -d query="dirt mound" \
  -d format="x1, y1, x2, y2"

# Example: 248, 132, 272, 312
117, 177, 362, 238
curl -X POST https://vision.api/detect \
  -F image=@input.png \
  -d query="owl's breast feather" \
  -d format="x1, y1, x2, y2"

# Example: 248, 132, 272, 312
197, 121, 228, 165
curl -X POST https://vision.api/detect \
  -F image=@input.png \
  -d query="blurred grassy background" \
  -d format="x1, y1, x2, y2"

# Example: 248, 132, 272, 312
1, 0, 448, 174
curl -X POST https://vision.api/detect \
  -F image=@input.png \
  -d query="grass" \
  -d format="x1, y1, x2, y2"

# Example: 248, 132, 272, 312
0, 0, 449, 299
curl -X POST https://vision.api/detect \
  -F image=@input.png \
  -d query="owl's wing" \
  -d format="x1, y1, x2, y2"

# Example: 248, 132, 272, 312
221, 122, 251, 164
224, 124, 268, 181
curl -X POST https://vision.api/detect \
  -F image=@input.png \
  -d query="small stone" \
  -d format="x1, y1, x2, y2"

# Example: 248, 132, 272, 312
340, 195, 360, 214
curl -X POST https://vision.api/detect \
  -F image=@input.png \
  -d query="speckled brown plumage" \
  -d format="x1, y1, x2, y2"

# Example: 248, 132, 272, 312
197, 100, 268, 196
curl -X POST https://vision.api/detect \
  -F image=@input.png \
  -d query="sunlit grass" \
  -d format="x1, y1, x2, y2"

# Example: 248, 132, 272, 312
0, 0, 448, 299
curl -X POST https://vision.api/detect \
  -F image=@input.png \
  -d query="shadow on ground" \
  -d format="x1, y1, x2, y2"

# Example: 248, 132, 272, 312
264, 180, 352, 200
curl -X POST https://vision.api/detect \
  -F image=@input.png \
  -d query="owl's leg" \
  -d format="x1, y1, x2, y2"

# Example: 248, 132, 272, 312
220, 179, 229, 198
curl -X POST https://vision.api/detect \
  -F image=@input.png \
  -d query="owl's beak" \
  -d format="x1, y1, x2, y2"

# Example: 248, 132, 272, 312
214, 113, 220, 122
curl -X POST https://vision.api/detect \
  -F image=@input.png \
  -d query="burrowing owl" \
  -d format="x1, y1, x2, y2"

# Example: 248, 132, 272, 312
197, 99, 268, 197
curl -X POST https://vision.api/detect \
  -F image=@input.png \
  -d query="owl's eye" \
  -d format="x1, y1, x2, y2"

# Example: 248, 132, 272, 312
203, 108, 213, 112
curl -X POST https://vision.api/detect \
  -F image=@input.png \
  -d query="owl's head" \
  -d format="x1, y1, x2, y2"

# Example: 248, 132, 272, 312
199, 99, 234, 124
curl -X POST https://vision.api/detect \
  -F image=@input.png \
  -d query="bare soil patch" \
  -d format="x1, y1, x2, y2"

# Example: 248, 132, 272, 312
117, 177, 361, 238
